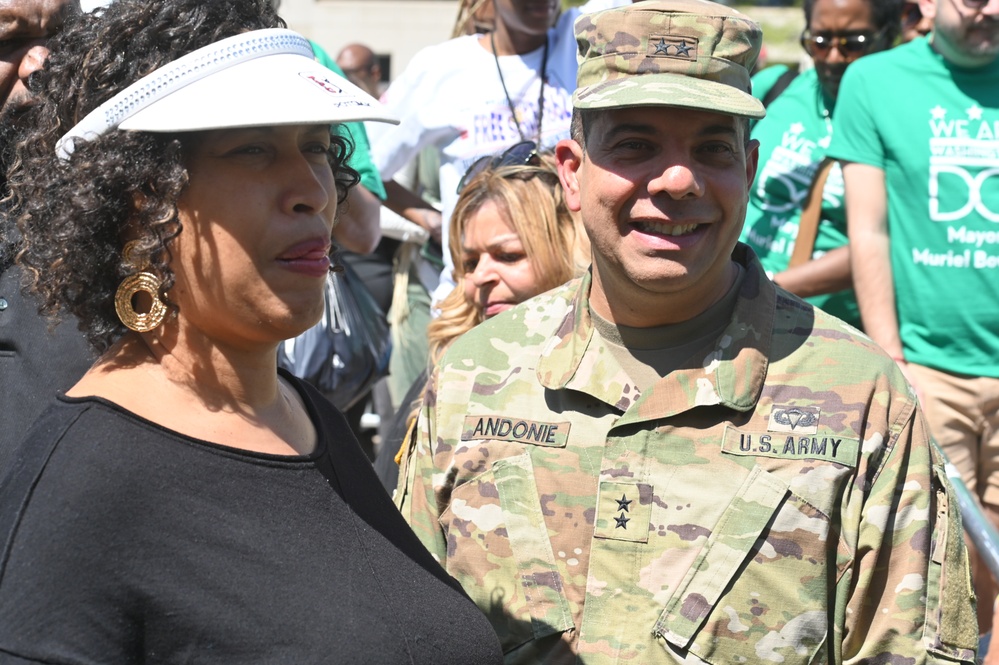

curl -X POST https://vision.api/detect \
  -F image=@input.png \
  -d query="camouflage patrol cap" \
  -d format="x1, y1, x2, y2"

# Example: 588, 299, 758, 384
573, 0, 765, 119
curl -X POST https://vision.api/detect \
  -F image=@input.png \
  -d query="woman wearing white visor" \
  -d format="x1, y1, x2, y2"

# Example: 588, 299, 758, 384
0, 0, 504, 662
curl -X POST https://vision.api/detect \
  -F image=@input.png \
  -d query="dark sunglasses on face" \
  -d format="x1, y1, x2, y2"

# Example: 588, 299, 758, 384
959, 0, 991, 8
457, 140, 540, 194
800, 29, 883, 59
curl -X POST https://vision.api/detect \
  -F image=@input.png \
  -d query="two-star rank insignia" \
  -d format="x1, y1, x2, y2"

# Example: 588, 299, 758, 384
614, 493, 632, 529
596, 481, 652, 543
647, 35, 699, 60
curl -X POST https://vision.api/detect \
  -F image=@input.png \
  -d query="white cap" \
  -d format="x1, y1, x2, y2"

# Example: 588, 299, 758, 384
56, 28, 398, 160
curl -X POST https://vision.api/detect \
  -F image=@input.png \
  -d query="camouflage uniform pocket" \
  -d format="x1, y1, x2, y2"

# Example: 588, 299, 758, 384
923, 465, 978, 663
653, 465, 849, 665
439, 451, 574, 654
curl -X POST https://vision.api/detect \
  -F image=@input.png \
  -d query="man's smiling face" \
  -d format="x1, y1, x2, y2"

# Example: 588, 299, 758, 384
558, 105, 758, 326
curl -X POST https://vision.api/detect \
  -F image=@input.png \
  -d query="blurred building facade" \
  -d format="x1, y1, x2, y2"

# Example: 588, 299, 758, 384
279, 1, 458, 90
277, 1, 804, 91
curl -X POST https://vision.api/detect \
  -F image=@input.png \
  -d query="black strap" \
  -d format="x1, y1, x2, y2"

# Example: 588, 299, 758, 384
761, 67, 800, 109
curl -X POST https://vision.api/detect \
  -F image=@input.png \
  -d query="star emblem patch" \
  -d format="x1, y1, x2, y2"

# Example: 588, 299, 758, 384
647, 35, 699, 61
595, 481, 652, 543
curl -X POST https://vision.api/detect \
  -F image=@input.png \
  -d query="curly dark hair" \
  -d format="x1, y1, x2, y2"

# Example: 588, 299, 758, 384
9, 0, 359, 353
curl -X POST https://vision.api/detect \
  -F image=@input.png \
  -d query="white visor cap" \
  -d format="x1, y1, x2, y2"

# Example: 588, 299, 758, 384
56, 29, 398, 160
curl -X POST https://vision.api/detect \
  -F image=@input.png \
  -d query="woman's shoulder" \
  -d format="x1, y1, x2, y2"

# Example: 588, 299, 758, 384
0, 399, 142, 642
0, 397, 168, 518
1, 397, 120, 484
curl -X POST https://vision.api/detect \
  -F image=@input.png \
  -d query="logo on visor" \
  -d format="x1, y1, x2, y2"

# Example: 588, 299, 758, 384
300, 72, 343, 95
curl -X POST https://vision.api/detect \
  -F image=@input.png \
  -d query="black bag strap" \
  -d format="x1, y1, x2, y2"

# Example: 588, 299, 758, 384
761, 67, 799, 109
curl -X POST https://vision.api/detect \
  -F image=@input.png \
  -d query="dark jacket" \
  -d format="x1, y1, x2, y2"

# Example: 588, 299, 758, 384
0, 263, 93, 469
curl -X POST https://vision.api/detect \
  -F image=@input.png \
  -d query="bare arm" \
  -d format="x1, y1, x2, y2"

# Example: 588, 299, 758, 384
843, 162, 918, 389
773, 245, 852, 297
382, 180, 443, 245
844, 163, 898, 352
333, 184, 383, 254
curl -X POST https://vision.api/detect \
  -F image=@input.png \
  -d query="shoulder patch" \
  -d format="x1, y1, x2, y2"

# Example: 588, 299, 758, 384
721, 425, 859, 467
461, 416, 570, 448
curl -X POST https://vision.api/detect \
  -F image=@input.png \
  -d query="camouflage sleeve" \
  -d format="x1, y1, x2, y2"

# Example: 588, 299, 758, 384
394, 365, 449, 564
839, 402, 977, 664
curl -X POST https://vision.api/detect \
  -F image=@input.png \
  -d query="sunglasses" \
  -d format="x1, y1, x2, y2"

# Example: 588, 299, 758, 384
456, 141, 540, 194
800, 29, 883, 59
958, 0, 991, 7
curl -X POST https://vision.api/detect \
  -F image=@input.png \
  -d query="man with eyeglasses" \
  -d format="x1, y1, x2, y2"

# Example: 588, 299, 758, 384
829, 0, 999, 651
740, 0, 903, 333
395, 1, 977, 662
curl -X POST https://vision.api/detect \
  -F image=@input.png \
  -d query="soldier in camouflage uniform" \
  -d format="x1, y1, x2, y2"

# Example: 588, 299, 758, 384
394, 0, 979, 662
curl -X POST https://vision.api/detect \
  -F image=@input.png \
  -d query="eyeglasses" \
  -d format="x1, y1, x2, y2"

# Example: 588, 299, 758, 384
456, 141, 540, 194
800, 29, 882, 59
958, 0, 991, 8
902, 3, 924, 28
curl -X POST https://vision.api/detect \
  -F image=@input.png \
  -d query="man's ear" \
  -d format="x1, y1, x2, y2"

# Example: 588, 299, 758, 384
745, 138, 760, 191
555, 138, 584, 213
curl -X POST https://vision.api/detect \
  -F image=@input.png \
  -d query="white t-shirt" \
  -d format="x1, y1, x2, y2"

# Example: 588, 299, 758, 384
371, 2, 626, 303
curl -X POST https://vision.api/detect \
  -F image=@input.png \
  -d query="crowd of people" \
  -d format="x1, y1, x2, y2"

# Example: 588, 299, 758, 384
0, 0, 995, 662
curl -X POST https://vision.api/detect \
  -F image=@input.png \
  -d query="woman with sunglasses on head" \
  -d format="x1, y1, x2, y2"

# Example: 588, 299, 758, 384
739, 0, 904, 331
375, 151, 588, 493
0, 0, 506, 661
433, 152, 588, 359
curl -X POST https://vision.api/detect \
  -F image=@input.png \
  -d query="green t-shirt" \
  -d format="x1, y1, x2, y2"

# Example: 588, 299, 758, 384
749, 64, 793, 132
740, 68, 860, 328
751, 64, 791, 104
310, 41, 387, 201
828, 37, 999, 376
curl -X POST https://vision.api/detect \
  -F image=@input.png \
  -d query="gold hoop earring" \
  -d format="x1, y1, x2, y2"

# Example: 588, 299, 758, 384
115, 241, 167, 333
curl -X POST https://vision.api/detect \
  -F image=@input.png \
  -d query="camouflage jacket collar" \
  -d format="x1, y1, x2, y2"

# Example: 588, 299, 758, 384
537, 245, 774, 423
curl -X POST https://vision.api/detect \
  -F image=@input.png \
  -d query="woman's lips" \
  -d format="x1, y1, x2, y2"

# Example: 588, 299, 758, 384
278, 239, 331, 278
484, 301, 513, 318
